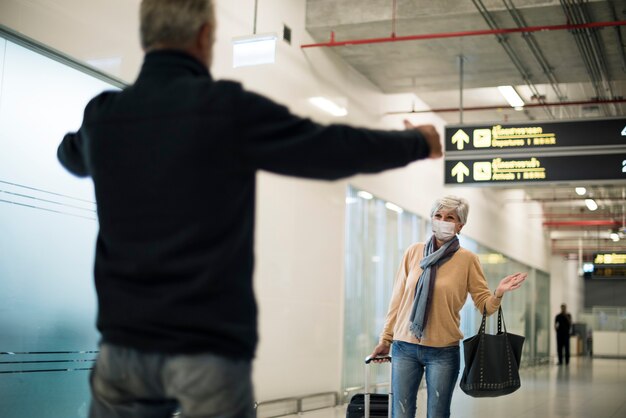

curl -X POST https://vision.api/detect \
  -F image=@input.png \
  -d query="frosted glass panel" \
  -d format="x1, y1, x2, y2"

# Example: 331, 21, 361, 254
0, 34, 120, 418
343, 186, 421, 398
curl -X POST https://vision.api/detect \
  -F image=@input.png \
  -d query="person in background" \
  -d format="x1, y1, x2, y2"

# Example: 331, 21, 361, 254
56, 0, 442, 417
369, 195, 527, 418
555, 303, 572, 365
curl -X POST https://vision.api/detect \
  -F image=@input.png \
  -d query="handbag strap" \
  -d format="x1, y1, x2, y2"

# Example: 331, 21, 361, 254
479, 306, 488, 335
481, 306, 510, 335
497, 306, 509, 334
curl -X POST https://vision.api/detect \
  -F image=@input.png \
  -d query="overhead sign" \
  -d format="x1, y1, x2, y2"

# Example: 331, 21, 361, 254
444, 117, 626, 186
445, 118, 626, 152
591, 266, 626, 278
592, 253, 626, 278
594, 253, 626, 265
445, 153, 626, 185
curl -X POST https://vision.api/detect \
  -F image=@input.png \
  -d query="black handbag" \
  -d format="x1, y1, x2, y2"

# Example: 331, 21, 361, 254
459, 306, 525, 397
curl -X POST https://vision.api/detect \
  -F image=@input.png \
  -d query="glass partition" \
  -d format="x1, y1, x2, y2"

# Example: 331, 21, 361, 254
0, 28, 122, 418
343, 187, 421, 398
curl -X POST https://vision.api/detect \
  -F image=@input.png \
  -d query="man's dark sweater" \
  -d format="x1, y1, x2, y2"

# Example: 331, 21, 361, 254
57, 50, 431, 360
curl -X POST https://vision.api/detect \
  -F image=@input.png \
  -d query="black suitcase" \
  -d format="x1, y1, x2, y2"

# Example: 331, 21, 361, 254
346, 355, 392, 418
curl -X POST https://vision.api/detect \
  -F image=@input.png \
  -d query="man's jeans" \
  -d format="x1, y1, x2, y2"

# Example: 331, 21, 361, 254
391, 341, 460, 418
89, 343, 255, 418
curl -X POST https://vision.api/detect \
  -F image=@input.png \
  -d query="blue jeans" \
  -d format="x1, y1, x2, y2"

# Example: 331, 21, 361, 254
391, 341, 460, 418
89, 343, 255, 418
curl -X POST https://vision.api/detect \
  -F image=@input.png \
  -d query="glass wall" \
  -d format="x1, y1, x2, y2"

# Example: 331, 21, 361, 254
343, 187, 422, 397
0, 28, 122, 418
458, 239, 551, 367
343, 188, 550, 397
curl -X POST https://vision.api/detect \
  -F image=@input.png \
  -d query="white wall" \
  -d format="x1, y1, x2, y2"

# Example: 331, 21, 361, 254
0, 0, 551, 402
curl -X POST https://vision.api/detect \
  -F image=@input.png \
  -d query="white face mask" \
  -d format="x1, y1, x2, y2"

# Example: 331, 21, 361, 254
432, 219, 456, 242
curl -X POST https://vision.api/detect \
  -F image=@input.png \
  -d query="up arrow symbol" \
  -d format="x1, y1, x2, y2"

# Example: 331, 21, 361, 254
451, 129, 470, 150
451, 162, 470, 183
621, 126, 626, 136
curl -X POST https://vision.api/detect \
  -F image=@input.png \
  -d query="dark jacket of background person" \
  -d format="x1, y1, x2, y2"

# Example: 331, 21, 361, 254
57, 50, 433, 360
555, 312, 572, 337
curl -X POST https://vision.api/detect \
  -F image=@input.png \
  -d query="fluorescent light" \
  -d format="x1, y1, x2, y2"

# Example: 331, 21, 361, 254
498, 85, 525, 108
385, 202, 403, 213
308, 97, 348, 117
575, 187, 587, 196
585, 198, 598, 211
610, 232, 620, 242
582, 262, 594, 273
357, 191, 373, 200
232, 33, 277, 68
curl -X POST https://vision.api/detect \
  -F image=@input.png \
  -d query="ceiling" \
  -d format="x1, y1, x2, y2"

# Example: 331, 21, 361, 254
305, 0, 626, 258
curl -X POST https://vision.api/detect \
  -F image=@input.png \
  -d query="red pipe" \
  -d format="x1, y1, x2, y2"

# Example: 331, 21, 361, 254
385, 98, 626, 114
552, 247, 626, 254
543, 220, 622, 227
543, 214, 623, 219
301, 20, 626, 49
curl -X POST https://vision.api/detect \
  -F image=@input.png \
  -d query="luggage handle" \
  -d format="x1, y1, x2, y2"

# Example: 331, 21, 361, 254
364, 355, 392, 364
363, 355, 392, 418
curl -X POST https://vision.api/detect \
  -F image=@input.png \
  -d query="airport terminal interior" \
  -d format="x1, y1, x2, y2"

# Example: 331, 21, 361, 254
0, 0, 625, 417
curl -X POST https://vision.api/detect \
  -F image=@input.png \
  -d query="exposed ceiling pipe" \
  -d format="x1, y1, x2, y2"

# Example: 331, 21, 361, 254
459, 54, 465, 124
555, 246, 626, 250
561, 0, 618, 116
300, 21, 626, 48
505, 196, 626, 204
572, 1, 615, 100
608, 0, 626, 74
543, 220, 623, 227
551, 246, 626, 255
384, 97, 626, 114
472, 0, 554, 119
543, 213, 624, 219
391, 0, 397, 38
502, 0, 570, 116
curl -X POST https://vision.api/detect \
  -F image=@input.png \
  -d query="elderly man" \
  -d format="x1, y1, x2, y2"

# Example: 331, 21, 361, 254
57, 0, 442, 417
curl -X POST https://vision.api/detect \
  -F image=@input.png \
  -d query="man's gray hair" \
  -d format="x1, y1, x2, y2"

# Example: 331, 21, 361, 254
140, 0, 215, 49
430, 195, 469, 224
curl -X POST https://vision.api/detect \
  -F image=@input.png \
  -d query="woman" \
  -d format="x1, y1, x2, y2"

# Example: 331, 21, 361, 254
369, 195, 526, 418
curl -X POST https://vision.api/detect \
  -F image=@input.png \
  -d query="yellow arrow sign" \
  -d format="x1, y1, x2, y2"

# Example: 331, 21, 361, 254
451, 129, 470, 150
451, 162, 470, 183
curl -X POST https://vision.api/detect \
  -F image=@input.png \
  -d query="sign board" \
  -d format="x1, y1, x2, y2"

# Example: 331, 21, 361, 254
445, 118, 626, 152
444, 118, 626, 186
445, 153, 626, 185
594, 252, 626, 265
591, 266, 626, 277
590, 253, 626, 278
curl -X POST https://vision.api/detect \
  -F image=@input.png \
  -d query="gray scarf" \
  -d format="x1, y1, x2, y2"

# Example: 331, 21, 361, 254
408, 235, 460, 339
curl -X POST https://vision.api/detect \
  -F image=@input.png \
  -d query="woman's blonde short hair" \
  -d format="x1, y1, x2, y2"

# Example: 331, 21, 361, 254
430, 195, 469, 224
140, 0, 215, 49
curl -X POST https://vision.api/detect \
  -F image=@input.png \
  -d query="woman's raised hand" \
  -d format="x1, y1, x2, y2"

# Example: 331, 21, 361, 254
495, 272, 527, 298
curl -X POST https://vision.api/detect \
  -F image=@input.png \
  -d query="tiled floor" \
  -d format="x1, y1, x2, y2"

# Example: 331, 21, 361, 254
301, 357, 626, 418
443, 357, 626, 418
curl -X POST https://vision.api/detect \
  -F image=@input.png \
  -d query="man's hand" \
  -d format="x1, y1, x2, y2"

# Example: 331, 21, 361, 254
404, 120, 442, 159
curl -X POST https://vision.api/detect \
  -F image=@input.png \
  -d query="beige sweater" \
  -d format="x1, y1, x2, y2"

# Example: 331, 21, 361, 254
379, 242, 501, 348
